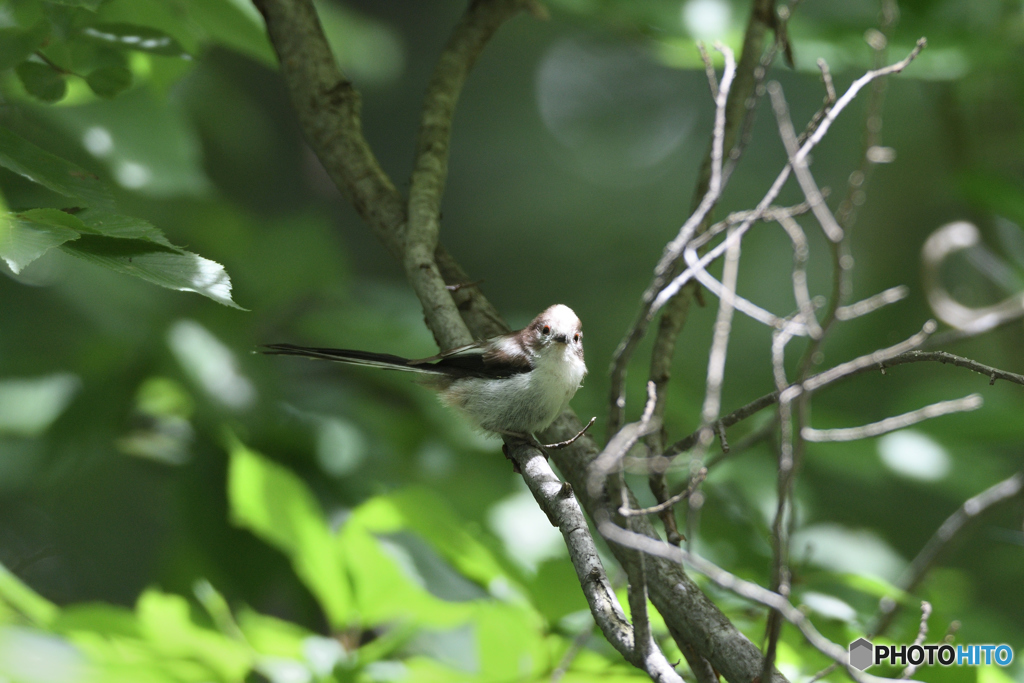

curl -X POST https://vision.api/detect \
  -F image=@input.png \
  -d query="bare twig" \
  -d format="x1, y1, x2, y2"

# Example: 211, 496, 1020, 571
777, 213, 823, 338
883, 351, 1024, 385
804, 320, 936, 391
697, 42, 718, 99
698, 227, 743, 453
836, 285, 909, 320
545, 416, 596, 449
650, 40, 926, 319
607, 44, 737, 435
769, 80, 844, 243
621, 468, 708, 517
590, 384, 662, 501
680, 235, 795, 330
818, 58, 837, 102
873, 470, 1024, 636
900, 602, 932, 679
802, 394, 983, 442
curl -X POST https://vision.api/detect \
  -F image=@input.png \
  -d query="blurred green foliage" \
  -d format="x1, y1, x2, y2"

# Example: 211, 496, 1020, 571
1, 0, 1023, 681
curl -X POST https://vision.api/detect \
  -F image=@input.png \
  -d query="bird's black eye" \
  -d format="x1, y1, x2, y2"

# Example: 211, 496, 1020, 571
542, 325, 551, 335
573, 333, 580, 343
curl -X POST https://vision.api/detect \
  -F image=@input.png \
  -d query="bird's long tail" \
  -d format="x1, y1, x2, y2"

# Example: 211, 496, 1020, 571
260, 344, 447, 374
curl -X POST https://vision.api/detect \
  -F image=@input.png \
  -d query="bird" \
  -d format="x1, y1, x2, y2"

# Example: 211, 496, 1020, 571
262, 304, 587, 440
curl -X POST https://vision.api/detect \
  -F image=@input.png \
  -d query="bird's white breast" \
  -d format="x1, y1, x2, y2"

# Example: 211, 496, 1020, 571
441, 343, 585, 434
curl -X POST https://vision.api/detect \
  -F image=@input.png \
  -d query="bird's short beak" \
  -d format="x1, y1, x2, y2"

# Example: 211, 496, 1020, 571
553, 334, 569, 345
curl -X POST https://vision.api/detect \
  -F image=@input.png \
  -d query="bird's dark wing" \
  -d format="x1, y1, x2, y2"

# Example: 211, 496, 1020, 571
409, 335, 532, 379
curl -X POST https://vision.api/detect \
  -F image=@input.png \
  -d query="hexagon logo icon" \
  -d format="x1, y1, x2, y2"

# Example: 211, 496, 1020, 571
849, 638, 874, 670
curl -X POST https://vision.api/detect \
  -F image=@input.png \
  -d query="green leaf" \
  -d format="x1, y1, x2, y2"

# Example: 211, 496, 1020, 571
61, 234, 245, 309
340, 507, 480, 628
0, 562, 59, 626
0, 127, 115, 210
0, 21, 50, 71
0, 373, 81, 437
183, 0, 276, 66
235, 608, 312, 660
355, 488, 509, 588
136, 590, 252, 681
0, 209, 82, 274
38, 88, 211, 196
81, 23, 190, 57
77, 210, 179, 249
85, 65, 132, 98
52, 603, 141, 638
227, 438, 353, 627
15, 60, 68, 102
528, 558, 588, 624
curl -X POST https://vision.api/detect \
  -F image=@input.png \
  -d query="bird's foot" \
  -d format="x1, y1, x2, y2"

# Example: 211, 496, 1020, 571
541, 416, 597, 450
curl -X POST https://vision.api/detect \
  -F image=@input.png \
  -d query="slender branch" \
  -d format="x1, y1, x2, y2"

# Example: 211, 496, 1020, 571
665, 344, 1024, 458
697, 225, 742, 457
836, 285, 908, 320
607, 45, 738, 435
682, 240, 795, 330
872, 470, 1024, 636
900, 602, 932, 679
763, 316, 806, 683
802, 394, 983, 442
769, 80, 844, 243
796, 38, 927, 163
589, 384, 662, 501
651, 40, 926, 315
406, 0, 528, 349
621, 468, 707, 518
777, 213, 823, 338
503, 438, 683, 683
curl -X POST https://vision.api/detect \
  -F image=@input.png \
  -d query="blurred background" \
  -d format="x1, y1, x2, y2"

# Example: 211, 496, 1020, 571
1, 0, 1022, 680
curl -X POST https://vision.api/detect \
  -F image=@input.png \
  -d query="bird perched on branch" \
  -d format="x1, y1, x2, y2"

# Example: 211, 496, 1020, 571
263, 304, 587, 440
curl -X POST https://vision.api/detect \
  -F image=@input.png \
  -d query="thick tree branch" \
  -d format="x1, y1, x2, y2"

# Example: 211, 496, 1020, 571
598, 521, 912, 683
544, 414, 788, 683
255, 0, 505, 347
253, 0, 406, 259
